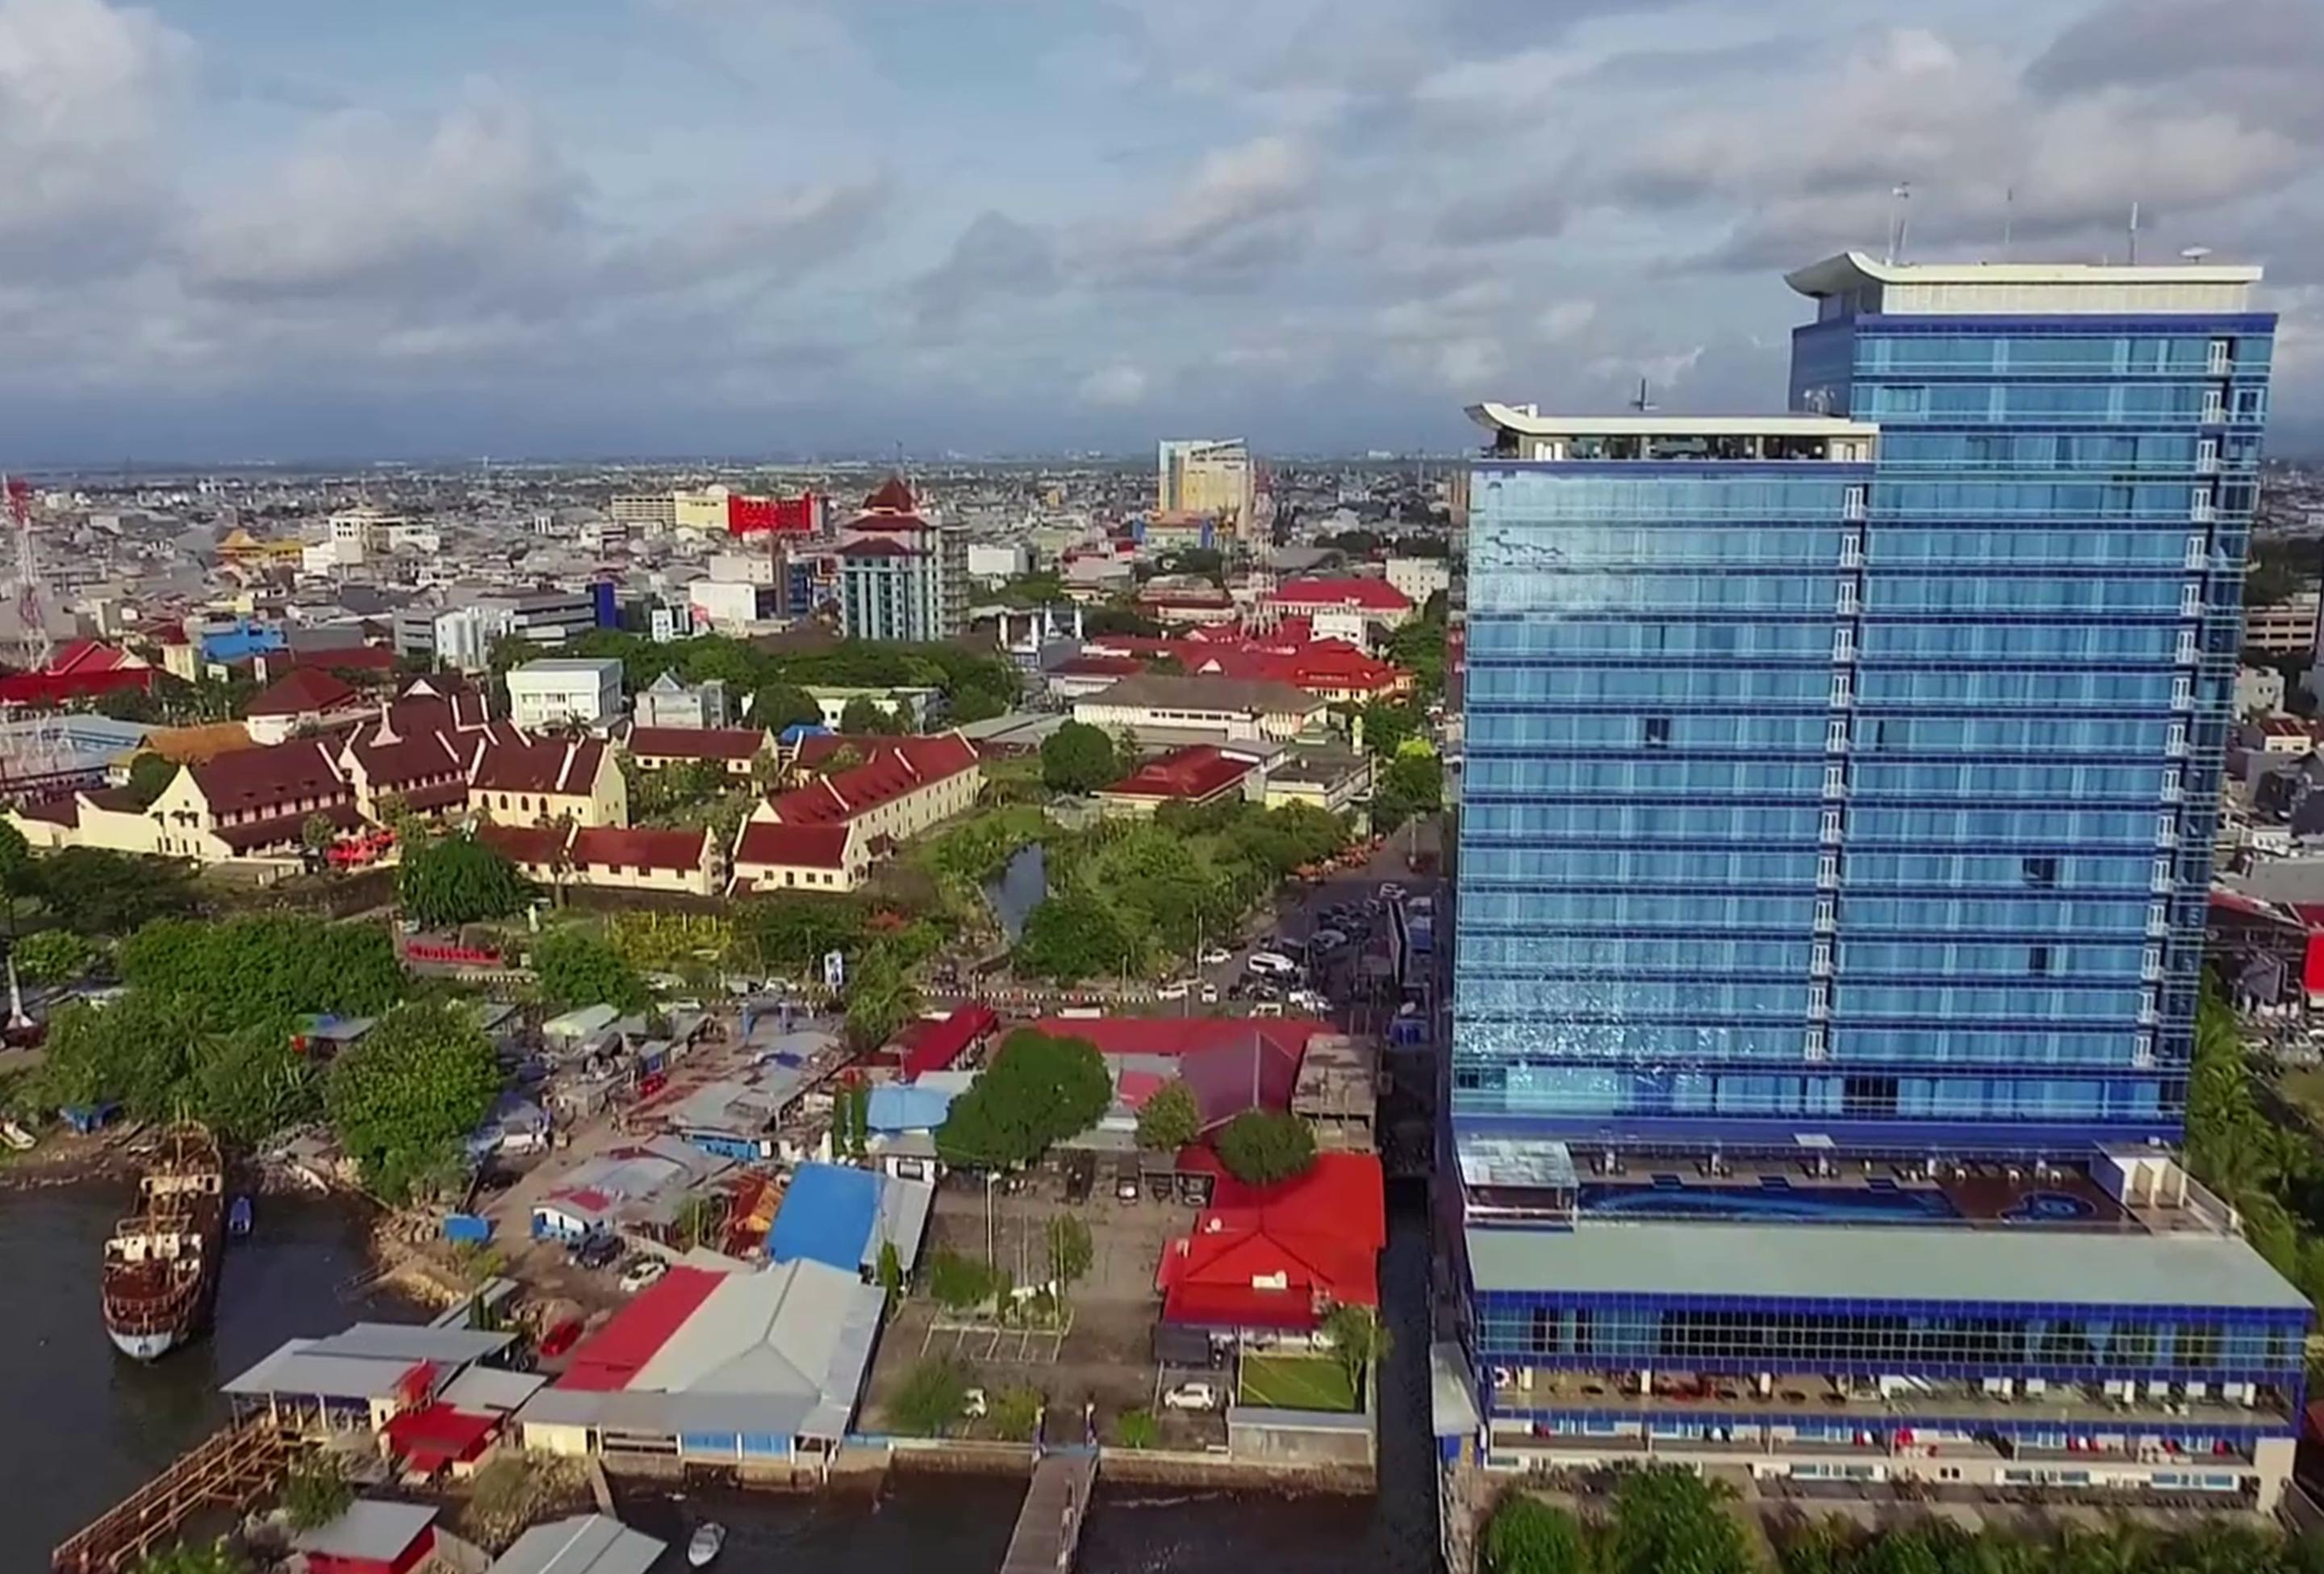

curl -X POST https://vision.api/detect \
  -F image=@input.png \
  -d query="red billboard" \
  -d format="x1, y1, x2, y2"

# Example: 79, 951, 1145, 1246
727, 492, 821, 536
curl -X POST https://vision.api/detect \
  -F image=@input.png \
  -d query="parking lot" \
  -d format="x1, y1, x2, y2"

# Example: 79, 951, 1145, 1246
859, 1157, 1224, 1442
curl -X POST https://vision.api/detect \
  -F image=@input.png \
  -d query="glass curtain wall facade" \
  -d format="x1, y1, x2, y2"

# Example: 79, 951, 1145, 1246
1457, 463, 1868, 1137
1456, 283, 2276, 1153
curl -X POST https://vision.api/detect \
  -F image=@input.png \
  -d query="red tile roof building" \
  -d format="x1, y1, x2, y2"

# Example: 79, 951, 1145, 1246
244, 668, 373, 743
732, 731, 978, 894
480, 821, 721, 897
1265, 576, 1415, 623
469, 735, 628, 828
625, 725, 774, 778
1096, 744, 1260, 818
1156, 1153, 1386, 1330
0, 639, 155, 708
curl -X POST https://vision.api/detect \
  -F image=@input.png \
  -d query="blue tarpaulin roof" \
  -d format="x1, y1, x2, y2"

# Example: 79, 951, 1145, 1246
867, 1083, 957, 1133
767, 1162, 880, 1272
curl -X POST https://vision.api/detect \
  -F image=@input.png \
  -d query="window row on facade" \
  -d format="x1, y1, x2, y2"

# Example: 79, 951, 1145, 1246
1449, 1065, 2174, 1123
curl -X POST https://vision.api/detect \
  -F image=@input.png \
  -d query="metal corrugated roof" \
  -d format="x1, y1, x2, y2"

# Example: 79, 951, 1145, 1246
293, 1500, 438, 1560
487, 1514, 664, 1574
1463, 1223, 2309, 1310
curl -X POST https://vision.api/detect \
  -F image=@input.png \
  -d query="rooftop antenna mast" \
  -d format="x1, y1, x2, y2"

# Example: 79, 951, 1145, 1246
2125, 201, 2141, 266
1885, 182, 1912, 265
1629, 379, 1658, 414
2000, 186, 2015, 261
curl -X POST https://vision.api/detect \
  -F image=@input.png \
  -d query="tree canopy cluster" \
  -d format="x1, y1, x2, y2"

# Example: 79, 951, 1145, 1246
18, 916, 408, 1145
530, 929, 650, 1011
623, 756, 738, 823
1214, 1109, 1315, 1184
1482, 1468, 2324, 1574
1386, 591, 1449, 701
326, 999, 504, 1202
934, 1029, 1110, 1169
1012, 802, 1351, 983
1374, 747, 1444, 831
399, 834, 533, 930
2, 834, 200, 938
2188, 984, 2324, 1307
1039, 720, 1120, 794
519, 628, 1021, 726
1135, 1078, 1201, 1150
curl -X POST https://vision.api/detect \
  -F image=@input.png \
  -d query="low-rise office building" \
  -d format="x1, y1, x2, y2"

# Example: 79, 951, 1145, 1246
507, 658, 625, 731
1074, 673, 1327, 743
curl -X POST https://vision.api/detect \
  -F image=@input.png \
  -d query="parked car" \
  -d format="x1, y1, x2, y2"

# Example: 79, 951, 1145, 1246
1201, 948, 1234, 967
1199, 982, 1221, 1004
619, 1258, 669, 1295
964, 1387, 989, 1419
1310, 928, 1348, 952
1156, 979, 1192, 1001
1246, 952, 1299, 979
1288, 989, 1331, 1014
1252, 1002, 1285, 1018
1164, 1382, 1220, 1411
571, 1233, 621, 1271
1065, 1157, 1094, 1204
1117, 1175, 1141, 1204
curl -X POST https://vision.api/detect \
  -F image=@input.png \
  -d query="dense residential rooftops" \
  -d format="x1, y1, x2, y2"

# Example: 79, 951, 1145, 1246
245, 667, 362, 717
764, 733, 977, 827
487, 1515, 665, 1574
1461, 1221, 2312, 1310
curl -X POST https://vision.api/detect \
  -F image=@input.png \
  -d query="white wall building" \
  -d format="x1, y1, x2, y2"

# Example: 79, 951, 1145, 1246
1385, 555, 1451, 606
507, 657, 625, 730
967, 542, 1031, 580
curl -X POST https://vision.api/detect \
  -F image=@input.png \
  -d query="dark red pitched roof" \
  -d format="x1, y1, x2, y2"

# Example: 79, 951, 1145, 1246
627, 726, 767, 763
477, 821, 565, 865
839, 536, 922, 559
733, 820, 854, 871
214, 799, 364, 852
245, 667, 361, 718
1029, 1015, 1329, 1061
12, 793, 81, 827
767, 733, 977, 827
1102, 745, 1254, 802
343, 718, 466, 790
863, 474, 917, 513
571, 825, 711, 872
469, 735, 608, 796
1269, 576, 1412, 613
190, 738, 348, 814
897, 1003, 997, 1079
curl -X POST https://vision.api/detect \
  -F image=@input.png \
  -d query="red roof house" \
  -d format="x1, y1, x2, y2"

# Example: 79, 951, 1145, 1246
0, 639, 154, 707
897, 1003, 999, 1079
627, 725, 773, 777
1266, 577, 1414, 620
1156, 1153, 1386, 1329
1096, 745, 1258, 817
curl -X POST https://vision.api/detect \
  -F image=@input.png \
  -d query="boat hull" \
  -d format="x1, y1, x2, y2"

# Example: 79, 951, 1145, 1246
108, 1327, 178, 1362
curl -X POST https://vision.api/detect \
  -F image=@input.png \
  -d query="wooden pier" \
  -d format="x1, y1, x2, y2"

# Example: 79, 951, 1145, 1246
52, 1413, 299, 1573
1001, 1450, 1098, 1574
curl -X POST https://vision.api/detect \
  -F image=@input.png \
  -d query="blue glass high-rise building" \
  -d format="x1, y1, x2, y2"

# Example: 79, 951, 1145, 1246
1456, 253, 2274, 1153
1437, 255, 2308, 1507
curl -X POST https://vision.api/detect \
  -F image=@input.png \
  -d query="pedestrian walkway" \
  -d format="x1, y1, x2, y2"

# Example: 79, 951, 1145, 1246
1000, 1449, 1098, 1574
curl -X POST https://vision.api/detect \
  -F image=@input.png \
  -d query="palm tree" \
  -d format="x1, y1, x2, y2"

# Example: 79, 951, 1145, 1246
545, 812, 577, 906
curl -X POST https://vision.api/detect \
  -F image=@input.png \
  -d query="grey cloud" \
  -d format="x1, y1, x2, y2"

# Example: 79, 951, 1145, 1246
2028, 0, 2324, 94
911, 211, 1060, 326
1436, 180, 1570, 246
596, 176, 891, 295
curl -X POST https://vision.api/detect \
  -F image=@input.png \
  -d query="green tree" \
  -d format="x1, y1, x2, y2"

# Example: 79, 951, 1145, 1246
750, 682, 826, 733
1110, 1409, 1158, 1449
300, 812, 340, 862
193, 1027, 322, 1146
1320, 1303, 1390, 1400
1357, 699, 1422, 758
1014, 892, 1134, 985
33, 848, 198, 936
1602, 1465, 1753, 1574
890, 1356, 969, 1436
988, 1384, 1044, 1442
1374, 748, 1444, 830
531, 930, 649, 1011
119, 916, 403, 1027
130, 1540, 249, 1574
928, 1247, 998, 1309
279, 1451, 354, 1530
324, 999, 503, 1201
399, 835, 533, 929
876, 1238, 904, 1308
842, 941, 922, 1052
1482, 1495, 1590, 1574
1136, 1078, 1202, 1150
840, 696, 906, 734
934, 1030, 1112, 1170
736, 894, 869, 977
0, 817, 31, 932
1039, 720, 1119, 793
12, 927, 96, 984
1046, 1212, 1093, 1287
1214, 1110, 1316, 1185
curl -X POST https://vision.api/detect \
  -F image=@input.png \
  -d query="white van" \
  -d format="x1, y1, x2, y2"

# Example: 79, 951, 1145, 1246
1246, 952, 1299, 979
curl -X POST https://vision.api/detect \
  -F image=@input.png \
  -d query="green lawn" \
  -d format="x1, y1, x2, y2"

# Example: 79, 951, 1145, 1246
1239, 1353, 1358, 1413
2279, 1065, 2324, 1134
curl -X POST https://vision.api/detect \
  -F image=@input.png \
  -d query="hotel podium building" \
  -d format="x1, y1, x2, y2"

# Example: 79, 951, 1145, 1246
1445, 253, 2306, 1505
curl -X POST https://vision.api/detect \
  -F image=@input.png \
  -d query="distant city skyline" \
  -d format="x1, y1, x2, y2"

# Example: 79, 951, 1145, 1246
2, 0, 2321, 463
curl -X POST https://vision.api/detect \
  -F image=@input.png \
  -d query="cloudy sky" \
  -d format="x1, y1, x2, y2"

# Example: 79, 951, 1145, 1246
2, 0, 2320, 463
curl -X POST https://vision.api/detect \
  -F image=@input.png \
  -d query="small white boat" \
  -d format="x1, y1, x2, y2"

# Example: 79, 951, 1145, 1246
688, 1523, 725, 1567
